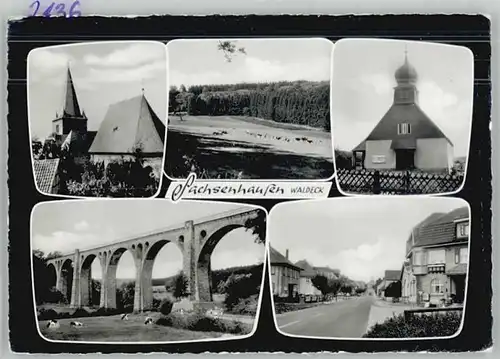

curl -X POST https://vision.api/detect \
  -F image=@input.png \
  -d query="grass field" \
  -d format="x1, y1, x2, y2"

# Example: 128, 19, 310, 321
165, 115, 334, 180
39, 312, 231, 342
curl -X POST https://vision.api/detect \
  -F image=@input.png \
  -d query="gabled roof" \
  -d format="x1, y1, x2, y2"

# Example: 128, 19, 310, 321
384, 270, 401, 281
89, 94, 165, 155
411, 207, 469, 248
269, 247, 302, 270
353, 103, 452, 151
34, 158, 60, 193
295, 260, 316, 278
62, 67, 82, 118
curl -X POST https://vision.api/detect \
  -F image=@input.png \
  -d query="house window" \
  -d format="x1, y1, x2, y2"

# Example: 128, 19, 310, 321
460, 247, 468, 264
397, 123, 411, 135
413, 251, 425, 265
271, 266, 275, 275
456, 222, 470, 239
430, 278, 444, 294
56, 124, 60, 134
427, 249, 445, 265
272, 282, 276, 294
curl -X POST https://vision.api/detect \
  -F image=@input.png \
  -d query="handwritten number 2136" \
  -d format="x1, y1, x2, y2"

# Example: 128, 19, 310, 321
30, 1, 82, 18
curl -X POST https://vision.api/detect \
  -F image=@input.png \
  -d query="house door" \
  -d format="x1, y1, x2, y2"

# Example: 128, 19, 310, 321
395, 150, 415, 170
453, 275, 466, 303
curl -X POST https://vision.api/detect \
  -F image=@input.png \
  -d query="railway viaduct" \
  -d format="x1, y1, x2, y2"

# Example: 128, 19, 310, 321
45, 207, 262, 312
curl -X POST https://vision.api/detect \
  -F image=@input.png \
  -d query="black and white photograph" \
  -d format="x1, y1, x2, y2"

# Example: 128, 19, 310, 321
31, 200, 266, 343
165, 38, 334, 180
332, 39, 473, 195
268, 197, 469, 339
28, 41, 167, 197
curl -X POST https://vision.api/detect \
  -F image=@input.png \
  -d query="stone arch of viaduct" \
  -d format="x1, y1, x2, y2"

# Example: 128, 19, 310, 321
46, 207, 262, 312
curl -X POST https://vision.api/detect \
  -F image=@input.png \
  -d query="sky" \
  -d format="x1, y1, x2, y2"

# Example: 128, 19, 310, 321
32, 201, 265, 280
28, 42, 167, 140
331, 39, 474, 158
168, 38, 332, 88
269, 197, 468, 283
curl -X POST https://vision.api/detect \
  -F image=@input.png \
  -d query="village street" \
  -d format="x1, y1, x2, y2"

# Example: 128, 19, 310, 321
276, 296, 376, 338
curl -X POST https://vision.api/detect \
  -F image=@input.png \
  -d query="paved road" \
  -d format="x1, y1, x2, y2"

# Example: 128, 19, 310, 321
276, 296, 375, 338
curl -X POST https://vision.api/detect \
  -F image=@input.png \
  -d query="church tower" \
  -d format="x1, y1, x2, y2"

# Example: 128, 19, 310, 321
393, 49, 419, 105
52, 65, 87, 138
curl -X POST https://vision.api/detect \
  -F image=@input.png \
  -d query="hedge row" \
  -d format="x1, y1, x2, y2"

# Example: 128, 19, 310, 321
156, 312, 251, 334
363, 312, 462, 338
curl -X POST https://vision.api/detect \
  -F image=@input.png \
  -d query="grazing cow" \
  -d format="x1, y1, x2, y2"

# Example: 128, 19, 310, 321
144, 317, 153, 325
46, 320, 60, 329
121, 313, 129, 321
70, 321, 83, 327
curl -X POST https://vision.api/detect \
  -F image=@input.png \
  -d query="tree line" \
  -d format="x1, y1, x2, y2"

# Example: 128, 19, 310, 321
311, 273, 366, 298
169, 81, 331, 130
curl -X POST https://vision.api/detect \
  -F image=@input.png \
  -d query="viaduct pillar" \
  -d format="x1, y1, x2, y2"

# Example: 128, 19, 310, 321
183, 220, 197, 301
70, 249, 81, 308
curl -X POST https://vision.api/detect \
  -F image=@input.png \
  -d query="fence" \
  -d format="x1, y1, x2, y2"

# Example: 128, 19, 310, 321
403, 306, 464, 321
336, 169, 464, 195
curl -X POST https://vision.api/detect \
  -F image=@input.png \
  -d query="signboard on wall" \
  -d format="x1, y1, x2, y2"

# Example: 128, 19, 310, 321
372, 155, 386, 164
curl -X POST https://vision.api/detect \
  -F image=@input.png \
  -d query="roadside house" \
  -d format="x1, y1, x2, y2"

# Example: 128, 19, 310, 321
269, 247, 302, 299
401, 206, 470, 306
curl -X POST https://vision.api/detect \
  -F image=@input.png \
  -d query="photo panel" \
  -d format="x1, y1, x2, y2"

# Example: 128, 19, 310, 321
28, 41, 167, 198
332, 39, 474, 195
268, 196, 470, 339
31, 199, 267, 344
165, 38, 335, 181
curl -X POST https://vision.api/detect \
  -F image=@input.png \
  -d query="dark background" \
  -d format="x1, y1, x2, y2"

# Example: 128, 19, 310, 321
7, 15, 492, 353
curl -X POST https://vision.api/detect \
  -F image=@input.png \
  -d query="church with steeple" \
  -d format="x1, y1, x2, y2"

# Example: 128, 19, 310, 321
33, 64, 165, 194
352, 50, 454, 173
53, 63, 165, 168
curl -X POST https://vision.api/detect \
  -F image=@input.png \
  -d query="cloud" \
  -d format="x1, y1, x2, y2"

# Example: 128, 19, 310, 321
359, 73, 393, 95
328, 239, 404, 282
169, 55, 330, 87
84, 60, 165, 85
28, 50, 71, 83
33, 227, 117, 255
83, 43, 165, 68
74, 220, 89, 231
419, 80, 459, 118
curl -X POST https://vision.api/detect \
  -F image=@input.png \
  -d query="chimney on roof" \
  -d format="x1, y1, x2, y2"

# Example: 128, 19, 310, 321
285, 249, 289, 260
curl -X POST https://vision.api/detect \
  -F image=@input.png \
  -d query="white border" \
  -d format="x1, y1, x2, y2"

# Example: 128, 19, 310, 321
267, 196, 472, 341
26, 40, 169, 200
164, 37, 337, 183
331, 38, 475, 198
29, 198, 269, 345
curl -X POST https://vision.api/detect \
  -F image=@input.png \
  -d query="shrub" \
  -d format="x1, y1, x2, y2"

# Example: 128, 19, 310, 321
223, 273, 259, 311
92, 307, 120, 317
173, 272, 189, 299
151, 298, 162, 311
229, 295, 258, 316
71, 308, 91, 318
159, 298, 174, 315
363, 311, 462, 338
45, 288, 66, 304
37, 308, 59, 321
155, 312, 251, 334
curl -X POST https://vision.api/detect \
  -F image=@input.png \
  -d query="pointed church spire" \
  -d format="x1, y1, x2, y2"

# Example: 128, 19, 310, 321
63, 61, 82, 118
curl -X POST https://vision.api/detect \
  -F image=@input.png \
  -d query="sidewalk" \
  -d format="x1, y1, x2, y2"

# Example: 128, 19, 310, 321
365, 299, 414, 332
